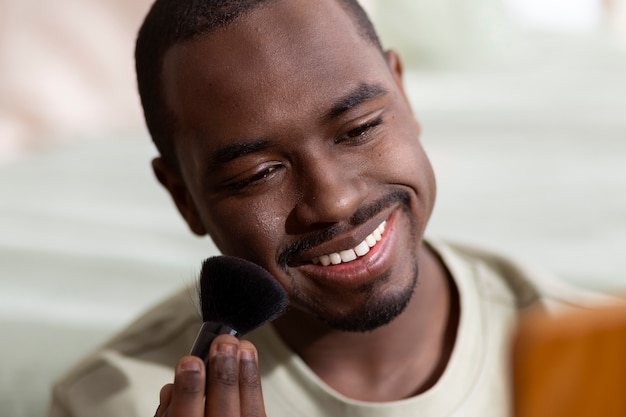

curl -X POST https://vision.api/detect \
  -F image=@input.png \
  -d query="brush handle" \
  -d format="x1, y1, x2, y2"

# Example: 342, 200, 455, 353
161, 322, 238, 417
190, 321, 239, 363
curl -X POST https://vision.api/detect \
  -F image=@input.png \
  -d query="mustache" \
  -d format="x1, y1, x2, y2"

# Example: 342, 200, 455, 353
277, 190, 410, 266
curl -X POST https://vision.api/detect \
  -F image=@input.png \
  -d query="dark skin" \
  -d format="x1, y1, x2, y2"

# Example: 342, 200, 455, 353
152, 0, 459, 415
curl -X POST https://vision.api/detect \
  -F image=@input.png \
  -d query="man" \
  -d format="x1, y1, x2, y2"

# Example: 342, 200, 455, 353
48, 1, 598, 416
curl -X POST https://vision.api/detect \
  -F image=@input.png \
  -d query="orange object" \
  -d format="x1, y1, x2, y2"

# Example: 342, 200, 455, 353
512, 302, 626, 417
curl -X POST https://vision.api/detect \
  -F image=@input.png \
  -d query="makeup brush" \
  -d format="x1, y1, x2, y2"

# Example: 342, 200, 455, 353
189, 255, 289, 361
164, 257, 287, 416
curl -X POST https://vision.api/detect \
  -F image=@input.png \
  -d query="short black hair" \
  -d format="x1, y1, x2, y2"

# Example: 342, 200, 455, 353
135, 0, 383, 170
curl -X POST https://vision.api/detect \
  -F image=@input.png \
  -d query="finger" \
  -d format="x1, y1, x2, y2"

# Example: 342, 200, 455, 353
206, 335, 241, 417
155, 384, 173, 417
168, 355, 206, 417
239, 341, 266, 417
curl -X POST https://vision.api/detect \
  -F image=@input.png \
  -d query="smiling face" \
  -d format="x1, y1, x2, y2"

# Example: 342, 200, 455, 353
155, 0, 437, 331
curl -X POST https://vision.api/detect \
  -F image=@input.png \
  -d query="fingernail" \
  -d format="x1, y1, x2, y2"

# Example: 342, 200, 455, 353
217, 343, 237, 356
179, 357, 201, 372
240, 349, 255, 361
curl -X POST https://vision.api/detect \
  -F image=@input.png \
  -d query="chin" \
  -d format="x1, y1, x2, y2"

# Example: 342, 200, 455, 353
312, 262, 418, 333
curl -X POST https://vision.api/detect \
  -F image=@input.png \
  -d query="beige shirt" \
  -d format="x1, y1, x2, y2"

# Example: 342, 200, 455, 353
48, 240, 602, 417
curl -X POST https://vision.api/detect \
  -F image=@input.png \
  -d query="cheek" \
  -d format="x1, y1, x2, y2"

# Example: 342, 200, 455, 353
378, 118, 437, 215
381, 120, 431, 183
203, 197, 287, 264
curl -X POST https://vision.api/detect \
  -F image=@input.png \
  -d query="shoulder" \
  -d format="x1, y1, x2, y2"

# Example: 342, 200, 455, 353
426, 238, 613, 313
102, 285, 202, 357
49, 286, 201, 417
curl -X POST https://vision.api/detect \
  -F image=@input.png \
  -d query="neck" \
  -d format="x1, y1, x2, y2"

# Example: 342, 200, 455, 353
272, 243, 459, 402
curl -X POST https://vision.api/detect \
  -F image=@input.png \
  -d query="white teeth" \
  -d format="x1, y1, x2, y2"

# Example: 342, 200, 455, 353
311, 220, 388, 266
340, 249, 357, 262
354, 241, 370, 256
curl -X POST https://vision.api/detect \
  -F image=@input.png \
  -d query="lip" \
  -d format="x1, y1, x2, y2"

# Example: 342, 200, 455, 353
293, 208, 399, 289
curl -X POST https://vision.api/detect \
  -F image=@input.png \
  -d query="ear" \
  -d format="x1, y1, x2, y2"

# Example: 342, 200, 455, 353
152, 157, 207, 236
385, 49, 411, 105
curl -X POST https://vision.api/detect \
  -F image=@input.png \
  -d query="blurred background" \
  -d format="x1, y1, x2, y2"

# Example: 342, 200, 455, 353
1, 0, 625, 416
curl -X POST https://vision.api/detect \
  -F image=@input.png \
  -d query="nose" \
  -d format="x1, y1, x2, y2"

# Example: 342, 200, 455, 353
290, 155, 368, 230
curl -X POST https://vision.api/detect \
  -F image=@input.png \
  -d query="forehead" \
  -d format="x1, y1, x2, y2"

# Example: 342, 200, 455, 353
162, 0, 391, 144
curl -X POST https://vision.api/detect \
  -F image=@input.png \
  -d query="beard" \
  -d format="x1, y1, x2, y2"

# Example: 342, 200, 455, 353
302, 261, 419, 333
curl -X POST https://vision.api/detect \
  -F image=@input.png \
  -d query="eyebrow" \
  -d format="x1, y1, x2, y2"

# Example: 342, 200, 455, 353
327, 82, 389, 119
210, 138, 271, 166
207, 83, 388, 166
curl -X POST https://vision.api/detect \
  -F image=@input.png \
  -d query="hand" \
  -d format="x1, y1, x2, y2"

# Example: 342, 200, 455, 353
155, 334, 266, 417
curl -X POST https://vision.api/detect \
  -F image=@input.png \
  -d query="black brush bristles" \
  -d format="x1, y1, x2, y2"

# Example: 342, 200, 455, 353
198, 255, 289, 335
188, 256, 289, 362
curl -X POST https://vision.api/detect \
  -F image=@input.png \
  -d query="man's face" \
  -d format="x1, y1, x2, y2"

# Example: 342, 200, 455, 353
158, 0, 436, 331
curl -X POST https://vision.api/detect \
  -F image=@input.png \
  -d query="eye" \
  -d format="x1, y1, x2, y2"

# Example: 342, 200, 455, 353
338, 117, 383, 144
226, 164, 281, 191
